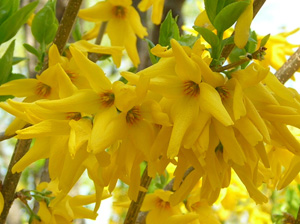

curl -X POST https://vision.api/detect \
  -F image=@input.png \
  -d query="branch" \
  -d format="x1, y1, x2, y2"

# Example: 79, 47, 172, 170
220, 0, 266, 60
213, 47, 267, 72
88, 22, 108, 62
0, 132, 16, 142
275, 47, 300, 84
53, 0, 83, 54
0, 139, 32, 222
124, 166, 152, 224
0, 0, 82, 222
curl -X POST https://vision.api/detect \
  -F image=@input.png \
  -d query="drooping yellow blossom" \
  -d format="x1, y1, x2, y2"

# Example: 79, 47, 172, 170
141, 189, 199, 224
234, 0, 253, 49
78, 0, 148, 67
35, 181, 98, 224
138, 0, 165, 25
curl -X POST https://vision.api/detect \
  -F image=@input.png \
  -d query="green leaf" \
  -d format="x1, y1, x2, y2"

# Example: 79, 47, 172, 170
178, 34, 199, 47
245, 30, 257, 53
145, 38, 159, 64
13, 57, 26, 65
159, 10, 180, 47
0, 40, 15, 84
213, 1, 249, 33
7, 73, 26, 81
31, 0, 58, 45
260, 34, 270, 47
222, 36, 234, 46
0, 0, 15, 24
23, 43, 40, 57
0, 1, 38, 45
204, 0, 219, 25
193, 26, 219, 48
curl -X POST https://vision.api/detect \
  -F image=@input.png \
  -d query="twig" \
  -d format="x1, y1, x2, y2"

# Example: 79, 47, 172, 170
0, 139, 32, 223
213, 47, 267, 72
88, 22, 108, 62
0, 132, 16, 142
53, 0, 83, 54
124, 166, 152, 224
0, 0, 83, 222
220, 0, 266, 61
275, 47, 300, 84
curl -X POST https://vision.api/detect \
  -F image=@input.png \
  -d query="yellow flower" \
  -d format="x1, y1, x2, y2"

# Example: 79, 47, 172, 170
141, 189, 199, 224
35, 181, 98, 223
123, 39, 233, 159
138, 0, 165, 25
234, 0, 253, 49
78, 0, 148, 67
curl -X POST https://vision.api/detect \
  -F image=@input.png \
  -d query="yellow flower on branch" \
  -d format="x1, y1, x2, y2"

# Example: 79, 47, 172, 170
78, 0, 148, 67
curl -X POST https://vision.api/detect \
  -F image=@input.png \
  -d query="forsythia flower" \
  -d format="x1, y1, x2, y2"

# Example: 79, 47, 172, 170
234, 0, 253, 49
78, 0, 148, 67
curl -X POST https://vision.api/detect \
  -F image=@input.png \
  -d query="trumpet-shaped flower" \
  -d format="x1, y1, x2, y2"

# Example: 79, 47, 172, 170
78, 0, 148, 67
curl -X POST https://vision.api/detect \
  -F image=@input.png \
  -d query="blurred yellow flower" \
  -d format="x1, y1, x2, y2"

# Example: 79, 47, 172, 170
79, 0, 148, 67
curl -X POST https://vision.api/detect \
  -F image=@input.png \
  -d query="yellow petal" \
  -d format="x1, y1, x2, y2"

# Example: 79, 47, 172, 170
70, 46, 112, 92
0, 79, 38, 97
234, 0, 253, 49
78, 1, 113, 22
16, 120, 70, 139
127, 6, 148, 38
199, 82, 233, 126
277, 155, 300, 189
171, 39, 201, 83
168, 98, 199, 158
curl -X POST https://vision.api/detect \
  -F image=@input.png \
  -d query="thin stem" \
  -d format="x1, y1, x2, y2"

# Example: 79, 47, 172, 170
220, 0, 266, 61
0, 0, 83, 222
88, 22, 108, 62
213, 47, 267, 72
0, 132, 16, 142
275, 47, 300, 84
124, 166, 152, 224
0, 139, 32, 223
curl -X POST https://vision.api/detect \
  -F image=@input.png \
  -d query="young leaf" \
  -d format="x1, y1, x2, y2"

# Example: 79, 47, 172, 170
31, 0, 58, 45
178, 34, 199, 47
12, 57, 26, 65
0, 40, 15, 84
0, 1, 38, 45
193, 26, 219, 48
204, 0, 219, 25
260, 34, 270, 47
23, 43, 40, 58
213, 1, 249, 33
159, 10, 180, 47
245, 30, 257, 53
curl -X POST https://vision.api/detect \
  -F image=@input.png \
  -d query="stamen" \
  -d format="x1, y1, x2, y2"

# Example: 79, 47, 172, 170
126, 106, 142, 125
65, 70, 78, 83
112, 6, 127, 19
216, 86, 230, 100
155, 198, 171, 210
100, 91, 115, 107
183, 81, 200, 97
66, 112, 81, 121
35, 82, 51, 98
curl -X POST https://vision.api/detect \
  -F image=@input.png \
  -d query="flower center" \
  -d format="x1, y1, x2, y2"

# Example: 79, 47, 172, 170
66, 112, 81, 121
183, 81, 200, 97
155, 198, 171, 210
215, 86, 230, 100
126, 106, 142, 125
66, 70, 78, 83
112, 6, 127, 19
35, 82, 51, 98
100, 91, 115, 108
